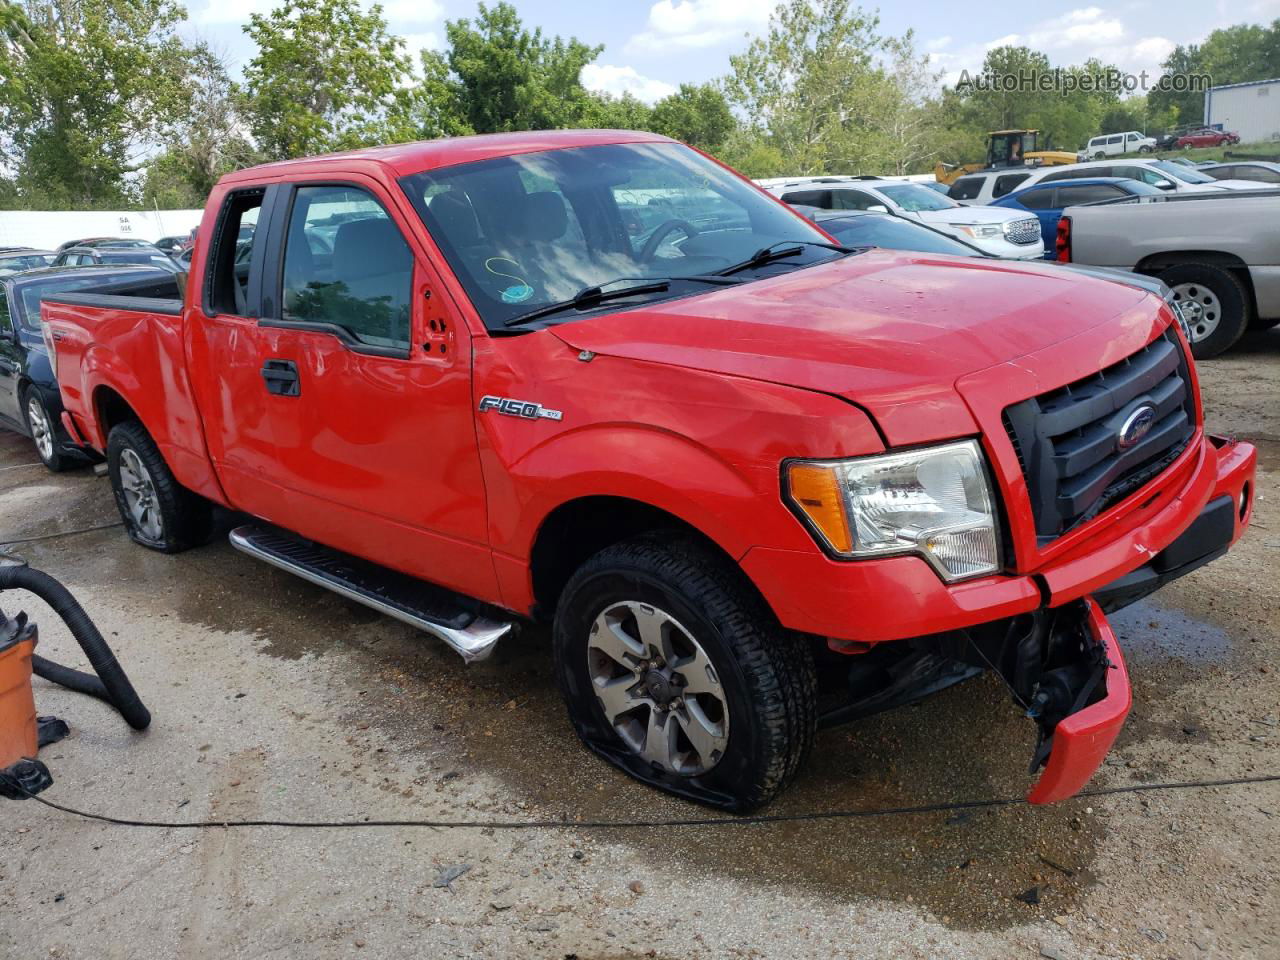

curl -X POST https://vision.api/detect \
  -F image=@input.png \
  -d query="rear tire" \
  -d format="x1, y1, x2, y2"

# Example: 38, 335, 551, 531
552, 534, 817, 812
1159, 263, 1251, 359
106, 420, 212, 553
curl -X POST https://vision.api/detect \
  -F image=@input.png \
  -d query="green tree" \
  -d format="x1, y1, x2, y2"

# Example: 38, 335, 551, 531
424, 2, 603, 135
649, 83, 735, 152
0, 0, 189, 206
1152, 21, 1280, 130
142, 43, 256, 208
241, 0, 417, 161
724, 0, 895, 175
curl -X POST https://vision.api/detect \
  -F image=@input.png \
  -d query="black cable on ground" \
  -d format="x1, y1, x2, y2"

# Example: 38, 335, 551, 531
9, 774, 1279, 831
0, 520, 123, 547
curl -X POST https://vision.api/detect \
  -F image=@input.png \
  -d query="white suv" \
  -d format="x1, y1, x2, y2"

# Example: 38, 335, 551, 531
758, 177, 1044, 260
1080, 131, 1156, 159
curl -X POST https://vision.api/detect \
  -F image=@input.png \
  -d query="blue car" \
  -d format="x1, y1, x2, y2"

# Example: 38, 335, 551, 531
991, 177, 1163, 258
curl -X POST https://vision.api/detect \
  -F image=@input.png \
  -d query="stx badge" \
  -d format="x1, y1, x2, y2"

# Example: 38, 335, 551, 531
479, 395, 563, 421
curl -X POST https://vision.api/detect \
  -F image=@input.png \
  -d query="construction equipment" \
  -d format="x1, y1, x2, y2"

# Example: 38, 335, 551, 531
935, 130, 1079, 186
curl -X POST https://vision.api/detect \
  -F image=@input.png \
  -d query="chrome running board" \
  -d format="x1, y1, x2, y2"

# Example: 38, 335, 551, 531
229, 524, 512, 662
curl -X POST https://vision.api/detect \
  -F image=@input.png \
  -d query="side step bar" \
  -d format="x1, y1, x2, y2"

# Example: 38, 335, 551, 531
229, 524, 513, 662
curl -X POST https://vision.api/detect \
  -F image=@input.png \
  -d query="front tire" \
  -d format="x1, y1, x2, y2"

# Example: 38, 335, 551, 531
1159, 263, 1251, 359
553, 535, 817, 812
106, 420, 212, 552
23, 387, 71, 472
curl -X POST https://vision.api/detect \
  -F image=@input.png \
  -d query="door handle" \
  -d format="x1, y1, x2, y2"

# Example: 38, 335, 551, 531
261, 359, 300, 397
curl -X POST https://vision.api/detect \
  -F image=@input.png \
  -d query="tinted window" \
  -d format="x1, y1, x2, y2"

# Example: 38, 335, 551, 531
781, 189, 833, 208
0, 254, 53, 275
1057, 184, 1126, 204
16, 274, 158, 330
1013, 187, 1057, 210
281, 185, 413, 351
993, 173, 1030, 198
0, 290, 11, 335
1106, 135, 1122, 145
1228, 165, 1280, 184
831, 189, 882, 211
949, 177, 984, 200
99, 252, 174, 267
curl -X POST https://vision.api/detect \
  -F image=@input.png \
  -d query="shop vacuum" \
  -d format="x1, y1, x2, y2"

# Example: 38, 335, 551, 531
0, 564, 148, 799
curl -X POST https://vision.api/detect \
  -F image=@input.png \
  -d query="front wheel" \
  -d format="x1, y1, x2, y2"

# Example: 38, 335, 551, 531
1160, 263, 1251, 359
1138, 144, 1152, 153
553, 535, 817, 812
107, 420, 212, 552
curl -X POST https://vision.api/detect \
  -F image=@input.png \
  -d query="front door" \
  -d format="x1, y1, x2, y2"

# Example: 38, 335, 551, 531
200, 176, 496, 601
0, 289, 22, 426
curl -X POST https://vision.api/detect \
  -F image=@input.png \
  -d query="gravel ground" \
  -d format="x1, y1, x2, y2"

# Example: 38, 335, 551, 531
1, 328, 1277, 959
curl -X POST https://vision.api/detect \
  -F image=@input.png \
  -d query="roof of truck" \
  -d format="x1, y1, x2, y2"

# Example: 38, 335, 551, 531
223, 129, 676, 184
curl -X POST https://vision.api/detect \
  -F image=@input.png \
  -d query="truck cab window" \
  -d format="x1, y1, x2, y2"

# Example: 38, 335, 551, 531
281, 185, 413, 351
207, 189, 263, 317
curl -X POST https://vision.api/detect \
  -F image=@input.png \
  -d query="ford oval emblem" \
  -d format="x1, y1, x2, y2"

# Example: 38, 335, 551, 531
1118, 404, 1157, 450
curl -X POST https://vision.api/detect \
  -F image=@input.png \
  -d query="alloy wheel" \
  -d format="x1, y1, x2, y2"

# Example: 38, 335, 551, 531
26, 396, 54, 462
118, 447, 163, 540
586, 600, 729, 776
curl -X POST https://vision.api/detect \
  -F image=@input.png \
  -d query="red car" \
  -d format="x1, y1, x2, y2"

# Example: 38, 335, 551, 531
1176, 128, 1241, 148
41, 130, 1256, 811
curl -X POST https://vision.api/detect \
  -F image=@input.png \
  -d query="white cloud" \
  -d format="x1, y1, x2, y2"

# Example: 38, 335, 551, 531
935, 9, 1185, 90
581, 64, 677, 104
381, 0, 444, 24
626, 0, 773, 55
401, 31, 443, 56
197, 0, 274, 25
925, 36, 953, 52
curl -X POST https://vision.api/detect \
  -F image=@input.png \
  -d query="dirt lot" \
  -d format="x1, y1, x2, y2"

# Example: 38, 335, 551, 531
1, 329, 1277, 960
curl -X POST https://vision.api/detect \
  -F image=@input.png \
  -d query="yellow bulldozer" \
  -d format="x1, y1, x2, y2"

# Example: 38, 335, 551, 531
934, 130, 1079, 186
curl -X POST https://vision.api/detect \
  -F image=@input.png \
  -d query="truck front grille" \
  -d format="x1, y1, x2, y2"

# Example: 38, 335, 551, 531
1005, 218, 1042, 245
1002, 327, 1196, 541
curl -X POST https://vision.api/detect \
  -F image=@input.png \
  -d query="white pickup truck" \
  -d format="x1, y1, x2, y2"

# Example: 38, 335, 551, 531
1056, 191, 1280, 358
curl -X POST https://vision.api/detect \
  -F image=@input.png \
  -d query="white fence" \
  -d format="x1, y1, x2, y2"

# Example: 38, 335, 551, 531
0, 209, 205, 250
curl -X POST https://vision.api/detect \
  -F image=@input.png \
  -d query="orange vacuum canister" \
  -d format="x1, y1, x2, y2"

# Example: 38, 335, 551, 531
0, 611, 38, 770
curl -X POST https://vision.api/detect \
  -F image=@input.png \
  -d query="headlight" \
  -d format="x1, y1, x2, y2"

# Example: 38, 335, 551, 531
785, 440, 1002, 581
949, 223, 1002, 240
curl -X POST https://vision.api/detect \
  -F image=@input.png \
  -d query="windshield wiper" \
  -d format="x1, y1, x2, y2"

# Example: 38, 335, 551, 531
715, 239, 857, 278
503, 275, 746, 328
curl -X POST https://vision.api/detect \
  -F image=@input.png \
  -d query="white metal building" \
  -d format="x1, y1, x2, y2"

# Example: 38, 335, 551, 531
1204, 78, 1280, 144
0, 208, 203, 251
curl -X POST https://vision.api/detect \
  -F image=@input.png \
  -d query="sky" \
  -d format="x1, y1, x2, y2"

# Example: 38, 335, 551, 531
184, 0, 1280, 102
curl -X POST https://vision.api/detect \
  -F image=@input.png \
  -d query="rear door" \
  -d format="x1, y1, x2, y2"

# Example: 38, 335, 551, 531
197, 174, 496, 599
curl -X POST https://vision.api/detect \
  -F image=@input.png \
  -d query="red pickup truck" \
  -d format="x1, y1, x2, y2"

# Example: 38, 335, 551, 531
42, 130, 1256, 811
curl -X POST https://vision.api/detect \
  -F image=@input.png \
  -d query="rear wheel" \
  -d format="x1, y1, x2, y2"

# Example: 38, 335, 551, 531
1160, 263, 1251, 359
552, 535, 817, 812
23, 387, 71, 473
107, 420, 212, 552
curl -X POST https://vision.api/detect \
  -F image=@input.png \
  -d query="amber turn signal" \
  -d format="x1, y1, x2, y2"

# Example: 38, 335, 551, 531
786, 463, 852, 553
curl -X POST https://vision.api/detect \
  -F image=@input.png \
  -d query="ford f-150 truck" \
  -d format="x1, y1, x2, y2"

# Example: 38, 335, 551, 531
42, 130, 1256, 811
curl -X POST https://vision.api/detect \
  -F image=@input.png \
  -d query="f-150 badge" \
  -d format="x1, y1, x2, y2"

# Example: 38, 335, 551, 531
479, 395, 563, 421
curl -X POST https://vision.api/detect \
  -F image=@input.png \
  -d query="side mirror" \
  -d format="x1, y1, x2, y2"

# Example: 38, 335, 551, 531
867, 204, 889, 213
1153, 179, 1175, 190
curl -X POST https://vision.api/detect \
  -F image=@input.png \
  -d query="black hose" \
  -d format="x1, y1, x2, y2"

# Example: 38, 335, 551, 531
0, 565, 150, 730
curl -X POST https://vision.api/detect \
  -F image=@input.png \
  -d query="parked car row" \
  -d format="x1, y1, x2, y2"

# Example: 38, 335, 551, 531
766, 152, 1279, 360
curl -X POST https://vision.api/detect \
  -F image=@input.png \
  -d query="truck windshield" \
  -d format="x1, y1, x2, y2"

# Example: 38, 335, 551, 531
399, 142, 839, 329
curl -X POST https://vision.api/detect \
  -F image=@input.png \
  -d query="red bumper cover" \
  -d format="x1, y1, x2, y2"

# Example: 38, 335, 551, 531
1027, 598, 1131, 804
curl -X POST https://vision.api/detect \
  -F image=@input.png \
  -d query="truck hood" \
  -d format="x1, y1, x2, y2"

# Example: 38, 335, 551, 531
550, 250, 1152, 446
912, 206, 1028, 227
